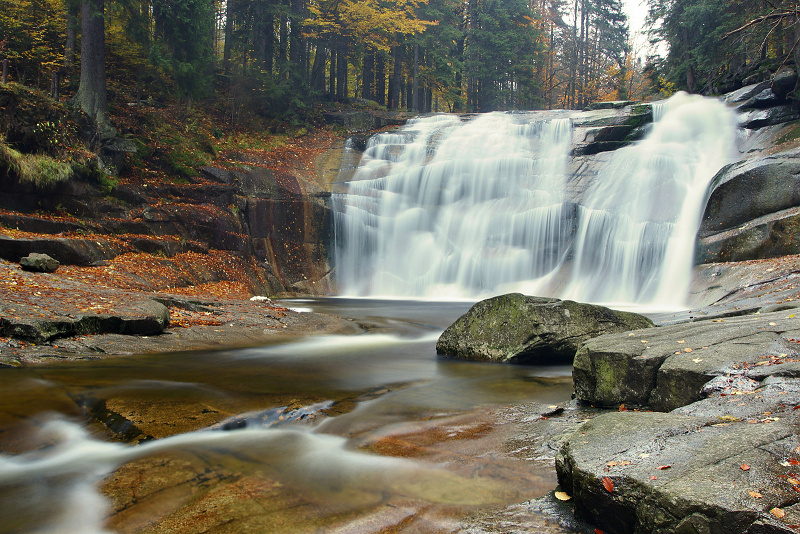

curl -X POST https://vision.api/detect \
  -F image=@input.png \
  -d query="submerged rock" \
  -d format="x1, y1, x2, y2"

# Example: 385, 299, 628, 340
435, 293, 653, 365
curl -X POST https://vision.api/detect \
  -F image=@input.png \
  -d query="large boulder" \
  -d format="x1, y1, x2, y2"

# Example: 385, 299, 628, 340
435, 293, 653, 365
555, 409, 800, 534
697, 148, 800, 264
699, 149, 800, 237
573, 310, 800, 410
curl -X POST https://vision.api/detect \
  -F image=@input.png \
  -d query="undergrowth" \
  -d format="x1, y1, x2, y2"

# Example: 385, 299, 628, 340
0, 141, 73, 187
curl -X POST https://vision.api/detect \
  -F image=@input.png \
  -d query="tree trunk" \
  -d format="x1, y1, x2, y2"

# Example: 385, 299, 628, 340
76, 0, 113, 137
362, 50, 374, 100
412, 42, 419, 111
290, 0, 305, 76
279, 10, 289, 79
336, 43, 348, 100
310, 45, 326, 92
64, 0, 79, 68
389, 45, 401, 109
223, 0, 234, 75
375, 52, 385, 105
329, 47, 336, 96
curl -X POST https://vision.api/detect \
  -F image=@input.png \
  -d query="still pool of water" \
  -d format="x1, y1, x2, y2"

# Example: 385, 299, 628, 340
0, 299, 577, 533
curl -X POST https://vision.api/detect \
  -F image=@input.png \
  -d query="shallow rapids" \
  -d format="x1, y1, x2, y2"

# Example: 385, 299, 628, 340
0, 299, 575, 533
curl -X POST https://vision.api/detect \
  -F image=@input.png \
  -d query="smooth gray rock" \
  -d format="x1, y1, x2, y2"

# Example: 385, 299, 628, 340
571, 104, 653, 156
740, 105, 800, 129
697, 206, 800, 263
556, 410, 800, 534
0, 299, 170, 342
699, 149, 800, 237
19, 253, 59, 273
436, 293, 653, 364
573, 311, 800, 410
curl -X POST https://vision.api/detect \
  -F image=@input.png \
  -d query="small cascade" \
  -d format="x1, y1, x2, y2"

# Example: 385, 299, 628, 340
334, 93, 737, 307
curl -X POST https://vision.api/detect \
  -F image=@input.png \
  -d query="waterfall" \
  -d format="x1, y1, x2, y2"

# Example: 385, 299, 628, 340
334, 93, 737, 307
563, 93, 737, 307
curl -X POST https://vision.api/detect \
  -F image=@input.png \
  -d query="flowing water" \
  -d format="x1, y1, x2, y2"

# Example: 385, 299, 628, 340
0, 299, 576, 533
334, 93, 738, 308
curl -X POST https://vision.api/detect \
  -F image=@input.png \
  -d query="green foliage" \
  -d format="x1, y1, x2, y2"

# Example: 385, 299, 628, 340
645, 0, 791, 93
152, 0, 215, 101
0, 83, 90, 155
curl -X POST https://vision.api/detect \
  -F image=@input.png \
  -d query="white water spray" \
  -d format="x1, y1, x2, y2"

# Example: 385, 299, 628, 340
334, 93, 737, 307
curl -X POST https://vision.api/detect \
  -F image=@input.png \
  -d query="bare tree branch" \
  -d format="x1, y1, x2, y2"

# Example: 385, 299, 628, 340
723, 10, 798, 40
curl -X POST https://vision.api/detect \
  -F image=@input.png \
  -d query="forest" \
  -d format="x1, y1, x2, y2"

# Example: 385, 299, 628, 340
1, 0, 799, 134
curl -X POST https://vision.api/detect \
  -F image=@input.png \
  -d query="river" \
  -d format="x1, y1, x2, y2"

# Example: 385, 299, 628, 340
0, 298, 578, 533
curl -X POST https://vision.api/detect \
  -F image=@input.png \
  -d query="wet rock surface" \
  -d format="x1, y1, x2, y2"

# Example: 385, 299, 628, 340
556, 410, 800, 534
557, 257, 800, 533
573, 310, 800, 411
435, 293, 654, 364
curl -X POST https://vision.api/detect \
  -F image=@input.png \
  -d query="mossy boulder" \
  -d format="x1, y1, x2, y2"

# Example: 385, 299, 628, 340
435, 293, 654, 365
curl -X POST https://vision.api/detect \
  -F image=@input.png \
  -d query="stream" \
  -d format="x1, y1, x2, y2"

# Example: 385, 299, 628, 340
0, 299, 577, 533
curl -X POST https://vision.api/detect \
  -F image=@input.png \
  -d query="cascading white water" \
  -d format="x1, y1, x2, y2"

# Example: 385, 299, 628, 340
562, 93, 737, 307
334, 112, 575, 298
334, 93, 737, 307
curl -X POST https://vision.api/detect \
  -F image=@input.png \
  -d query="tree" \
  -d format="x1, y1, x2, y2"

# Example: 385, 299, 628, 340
75, 0, 113, 136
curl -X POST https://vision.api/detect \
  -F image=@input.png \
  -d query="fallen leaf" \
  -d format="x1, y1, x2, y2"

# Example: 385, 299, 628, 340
620, 460, 632, 466
607, 461, 619, 467
684, 348, 693, 353
749, 491, 763, 498
770, 508, 786, 518
649, 475, 658, 480
692, 358, 703, 363
740, 464, 750, 471
769, 322, 778, 326
595, 530, 604, 534
602, 476, 614, 493
554, 491, 571, 501
788, 478, 799, 485
657, 465, 671, 470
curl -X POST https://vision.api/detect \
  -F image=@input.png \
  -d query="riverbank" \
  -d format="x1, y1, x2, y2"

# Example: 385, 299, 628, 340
0, 256, 360, 366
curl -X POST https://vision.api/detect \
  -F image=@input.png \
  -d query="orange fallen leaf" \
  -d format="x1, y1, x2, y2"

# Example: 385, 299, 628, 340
554, 491, 571, 501
595, 529, 604, 534
740, 464, 750, 471
770, 508, 786, 518
657, 465, 671, 470
649, 475, 658, 480
607, 461, 619, 467
602, 476, 614, 493
749, 491, 763, 498
788, 478, 800, 485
